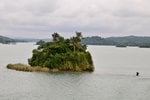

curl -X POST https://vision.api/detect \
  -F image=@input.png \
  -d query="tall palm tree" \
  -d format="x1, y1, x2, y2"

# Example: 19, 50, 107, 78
76, 32, 82, 39
70, 37, 80, 53
52, 32, 64, 42
52, 32, 60, 42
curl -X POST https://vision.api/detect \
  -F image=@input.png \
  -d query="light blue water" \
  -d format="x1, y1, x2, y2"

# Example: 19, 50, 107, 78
0, 43, 150, 100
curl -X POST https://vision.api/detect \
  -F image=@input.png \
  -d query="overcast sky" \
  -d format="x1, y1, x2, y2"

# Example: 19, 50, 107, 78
0, 0, 150, 38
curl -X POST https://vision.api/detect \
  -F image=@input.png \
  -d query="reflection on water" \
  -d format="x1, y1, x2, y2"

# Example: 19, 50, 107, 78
0, 43, 150, 100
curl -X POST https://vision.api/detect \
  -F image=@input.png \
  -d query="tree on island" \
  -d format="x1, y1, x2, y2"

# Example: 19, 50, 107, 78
28, 32, 94, 72
76, 31, 83, 39
52, 32, 64, 42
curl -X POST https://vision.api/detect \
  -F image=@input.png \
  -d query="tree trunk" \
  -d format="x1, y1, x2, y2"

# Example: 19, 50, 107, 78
73, 45, 75, 53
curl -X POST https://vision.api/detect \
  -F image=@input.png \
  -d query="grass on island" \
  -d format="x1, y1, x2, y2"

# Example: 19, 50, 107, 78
7, 63, 51, 72
7, 63, 93, 72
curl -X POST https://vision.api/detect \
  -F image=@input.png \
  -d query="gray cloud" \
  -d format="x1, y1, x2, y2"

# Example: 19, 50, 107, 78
0, 0, 150, 38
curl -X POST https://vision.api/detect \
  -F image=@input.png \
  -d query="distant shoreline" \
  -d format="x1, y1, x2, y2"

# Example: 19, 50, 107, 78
82, 36, 150, 48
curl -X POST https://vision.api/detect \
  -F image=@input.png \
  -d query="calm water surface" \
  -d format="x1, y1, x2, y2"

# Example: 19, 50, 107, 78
0, 43, 150, 100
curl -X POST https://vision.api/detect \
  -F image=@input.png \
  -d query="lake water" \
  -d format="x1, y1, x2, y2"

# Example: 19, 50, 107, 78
0, 43, 150, 100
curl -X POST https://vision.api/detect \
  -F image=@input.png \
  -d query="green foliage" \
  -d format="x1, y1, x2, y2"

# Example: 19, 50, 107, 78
28, 32, 94, 72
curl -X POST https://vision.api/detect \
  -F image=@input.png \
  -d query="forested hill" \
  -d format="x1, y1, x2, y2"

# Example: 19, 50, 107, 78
0, 35, 51, 44
0, 35, 16, 44
81, 36, 150, 47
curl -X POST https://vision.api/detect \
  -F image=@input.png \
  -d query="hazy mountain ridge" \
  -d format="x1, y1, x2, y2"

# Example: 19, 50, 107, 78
0, 35, 16, 44
1, 35, 150, 48
81, 36, 150, 47
0, 35, 51, 44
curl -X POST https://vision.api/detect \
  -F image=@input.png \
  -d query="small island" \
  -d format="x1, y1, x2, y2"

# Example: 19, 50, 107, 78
7, 32, 94, 72
116, 44, 127, 47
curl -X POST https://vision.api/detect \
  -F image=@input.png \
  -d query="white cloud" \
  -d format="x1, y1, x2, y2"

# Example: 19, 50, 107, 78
0, 0, 150, 38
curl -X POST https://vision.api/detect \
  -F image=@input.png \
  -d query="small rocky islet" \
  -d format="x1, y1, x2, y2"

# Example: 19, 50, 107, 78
7, 32, 94, 72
